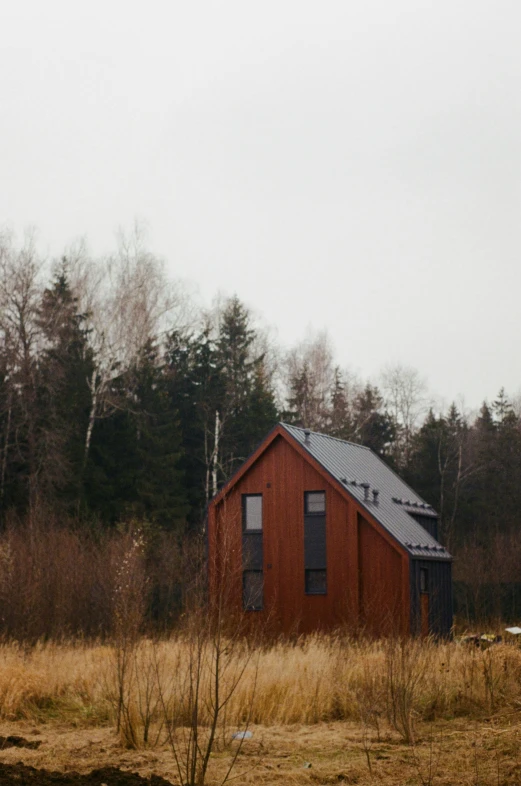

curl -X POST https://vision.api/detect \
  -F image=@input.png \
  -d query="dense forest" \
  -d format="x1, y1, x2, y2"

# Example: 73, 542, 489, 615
1, 229, 521, 628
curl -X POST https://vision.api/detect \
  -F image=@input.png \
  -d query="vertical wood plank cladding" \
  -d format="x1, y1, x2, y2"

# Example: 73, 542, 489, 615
410, 559, 453, 637
421, 594, 429, 637
358, 513, 406, 636
207, 503, 217, 597
213, 487, 243, 616
211, 433, 410, 636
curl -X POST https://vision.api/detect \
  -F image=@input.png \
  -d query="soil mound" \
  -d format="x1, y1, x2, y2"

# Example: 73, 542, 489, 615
0, 736, 41, 750
0, 763, 174, 786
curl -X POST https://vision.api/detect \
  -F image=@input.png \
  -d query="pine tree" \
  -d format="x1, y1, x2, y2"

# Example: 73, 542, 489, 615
406, 405, 470, 547
36, 261, 95, 510
131, 342, 188, 531
238, 359, 278, 452
165, 327, 225, 525
351, 384, 396, 460
86, 341, 188, 531
216, 296, 277, 479
489, 390, 521, 534
493, 388, 513, 426
284, 361, 317, 428
327, 367, 353, 439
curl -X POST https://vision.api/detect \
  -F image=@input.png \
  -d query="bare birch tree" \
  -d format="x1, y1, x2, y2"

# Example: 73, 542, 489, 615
68, 225, 192, 467
381, 364, 428, 467
0, 230, 46, 512
285, 329, 335, 430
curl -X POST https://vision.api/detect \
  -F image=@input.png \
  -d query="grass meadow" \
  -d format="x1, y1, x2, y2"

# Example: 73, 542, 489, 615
1, 633, 521, 784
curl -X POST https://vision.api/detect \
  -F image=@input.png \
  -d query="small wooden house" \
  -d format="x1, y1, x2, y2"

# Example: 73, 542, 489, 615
207, 423, 452, 637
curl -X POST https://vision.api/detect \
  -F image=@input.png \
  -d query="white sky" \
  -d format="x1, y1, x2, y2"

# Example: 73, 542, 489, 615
2, 1, 521, 411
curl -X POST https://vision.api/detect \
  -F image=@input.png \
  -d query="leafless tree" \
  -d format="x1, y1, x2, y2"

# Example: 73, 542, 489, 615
68, 224, 193, 467
0, 230, 48, 512
285, 329, 336, 430
158, 529, 260, 786
381, 363, 429, 467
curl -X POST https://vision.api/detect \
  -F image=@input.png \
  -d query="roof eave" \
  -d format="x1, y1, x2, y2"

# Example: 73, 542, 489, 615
280, 423, 451, 561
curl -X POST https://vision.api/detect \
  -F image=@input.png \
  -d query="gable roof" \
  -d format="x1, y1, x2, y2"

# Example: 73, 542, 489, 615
280, 423, 451, 561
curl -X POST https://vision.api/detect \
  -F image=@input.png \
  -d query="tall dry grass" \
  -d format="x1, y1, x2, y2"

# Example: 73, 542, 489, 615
1, 635, 521, 737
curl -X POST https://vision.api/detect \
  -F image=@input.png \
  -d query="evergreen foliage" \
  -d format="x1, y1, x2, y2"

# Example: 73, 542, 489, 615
36, 262, 94, 510
2, 239, 521, 610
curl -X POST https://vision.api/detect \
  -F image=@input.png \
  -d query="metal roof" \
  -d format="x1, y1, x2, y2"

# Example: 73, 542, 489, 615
281, 423, 451, 560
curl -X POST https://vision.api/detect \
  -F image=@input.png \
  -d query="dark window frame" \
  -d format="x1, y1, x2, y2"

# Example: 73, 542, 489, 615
304, 491, 327, 596
243, 570, 264, 611
242, 493, 263, 532
242, 494, 264, 611
304, 490, 326, 515
305, 568, 327, 595
420, 568, 429, 594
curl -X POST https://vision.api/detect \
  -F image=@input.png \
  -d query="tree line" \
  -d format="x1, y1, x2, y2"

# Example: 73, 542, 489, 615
1, 229, 521, 623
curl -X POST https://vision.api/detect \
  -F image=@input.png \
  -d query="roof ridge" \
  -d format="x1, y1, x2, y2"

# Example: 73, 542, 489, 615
279, 422, 371, 450
280, 421, 431, 507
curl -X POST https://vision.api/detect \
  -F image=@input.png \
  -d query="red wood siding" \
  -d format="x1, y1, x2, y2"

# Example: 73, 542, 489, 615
209, 429, 410, 635
358, 514, 409, 636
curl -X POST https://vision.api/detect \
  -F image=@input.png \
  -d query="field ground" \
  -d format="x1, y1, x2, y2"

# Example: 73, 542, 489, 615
2, 635, 521, 784
1, 716, 521, 785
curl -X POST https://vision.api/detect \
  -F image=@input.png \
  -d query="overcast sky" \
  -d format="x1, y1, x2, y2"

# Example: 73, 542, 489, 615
2, 1, 521, 411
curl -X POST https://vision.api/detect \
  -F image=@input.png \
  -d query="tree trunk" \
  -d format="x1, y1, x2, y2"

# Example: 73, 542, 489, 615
0, 391, 12, 503
83, 369, 99, 469
212, 410, 220, 498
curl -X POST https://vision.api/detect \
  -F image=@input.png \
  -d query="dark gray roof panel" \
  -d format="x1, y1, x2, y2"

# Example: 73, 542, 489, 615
280, 423, 451, 560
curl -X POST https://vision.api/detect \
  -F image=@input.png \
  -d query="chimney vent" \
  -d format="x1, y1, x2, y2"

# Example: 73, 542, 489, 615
372, 488, 379, 503
361, 481, 370, 501
304, 428, 311, 444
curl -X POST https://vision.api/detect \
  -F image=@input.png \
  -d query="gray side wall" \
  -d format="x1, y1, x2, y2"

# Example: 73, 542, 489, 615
409, 513, 439, 541
410, 558, 453, 637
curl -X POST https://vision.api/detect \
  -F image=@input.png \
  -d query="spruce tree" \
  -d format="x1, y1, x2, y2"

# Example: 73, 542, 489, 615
36, 261, 95, 511
351, 384, 396, 460
86, 340, 188, 531
327, 367, 353, 440
131, 341, 188, 532
165, 327, 225, 526
406, 405, 470, 547
216, 296, 277, 479
284, 361, 317, 427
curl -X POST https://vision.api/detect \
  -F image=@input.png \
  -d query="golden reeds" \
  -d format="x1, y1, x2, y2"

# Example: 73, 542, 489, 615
1, 634, 521, 735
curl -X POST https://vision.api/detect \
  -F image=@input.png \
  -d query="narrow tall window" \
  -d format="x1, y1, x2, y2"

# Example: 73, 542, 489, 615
420, 568, 429, 594
243, 571, 263, 611
304, 491, 327, 595
305, 491, 326, 514
243, 494, 263, 530
242, 494, 263, 610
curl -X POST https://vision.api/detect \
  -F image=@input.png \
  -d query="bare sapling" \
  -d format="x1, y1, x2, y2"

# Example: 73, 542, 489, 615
111, 528, 148, 747
354, 645, 386, 743
158, 521, 260, 786
384, 636, 431, 744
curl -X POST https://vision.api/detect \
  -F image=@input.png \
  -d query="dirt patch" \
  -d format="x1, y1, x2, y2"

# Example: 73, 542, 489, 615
0, 763, 174, 786
0, 736, 41, 750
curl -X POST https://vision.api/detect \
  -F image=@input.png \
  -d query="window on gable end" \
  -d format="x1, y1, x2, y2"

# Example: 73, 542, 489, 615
242, 494, 264, 611
243, 494, 263, 531
304, 491, 327, 595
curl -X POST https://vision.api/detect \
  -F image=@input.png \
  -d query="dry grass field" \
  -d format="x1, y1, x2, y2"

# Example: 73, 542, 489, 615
1, 634, 521, 785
